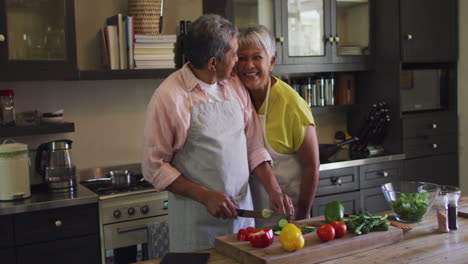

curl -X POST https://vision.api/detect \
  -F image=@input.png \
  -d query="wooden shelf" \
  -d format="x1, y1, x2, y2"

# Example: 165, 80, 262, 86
312, 105, 356, 115
78, 68, 177, 80
0, 122, 75, 137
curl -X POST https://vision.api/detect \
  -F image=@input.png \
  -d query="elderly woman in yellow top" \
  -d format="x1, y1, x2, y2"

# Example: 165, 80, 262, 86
236, 24, 320, 225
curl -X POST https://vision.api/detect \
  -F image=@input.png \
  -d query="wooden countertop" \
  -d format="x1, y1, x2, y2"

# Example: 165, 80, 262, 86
137, 196, 468, 264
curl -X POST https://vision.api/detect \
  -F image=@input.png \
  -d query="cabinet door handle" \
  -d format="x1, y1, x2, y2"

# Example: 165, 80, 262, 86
55, 220, 63, 227
0, 34, 5, 42
406, 34, 413, 40
328, 36, 334, 43
432, 123, 438, 129
330, 177, 342, 185
276, 36, 285, 43
432, 143, 438, 149
379, 171, 389, 177
334, 36, 340, 43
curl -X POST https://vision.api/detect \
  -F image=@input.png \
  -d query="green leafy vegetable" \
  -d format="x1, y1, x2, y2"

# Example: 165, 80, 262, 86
344, 211, 389, 235
391, 193, 429, 222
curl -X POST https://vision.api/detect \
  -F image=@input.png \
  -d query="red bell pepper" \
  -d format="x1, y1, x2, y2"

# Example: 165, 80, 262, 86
248, 228, 274, 248
237, 227, 256, 241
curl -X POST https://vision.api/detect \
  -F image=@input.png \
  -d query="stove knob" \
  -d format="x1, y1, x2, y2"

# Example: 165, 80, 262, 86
128, 207, 135, 216
113, 210, 121, 218
141, 205, 150, 214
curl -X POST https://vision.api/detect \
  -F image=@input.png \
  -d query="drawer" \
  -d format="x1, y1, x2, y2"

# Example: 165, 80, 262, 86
17, 234, 101, 264
0, 215, 14, 248
403, 134, 457, 158
359, 160, 403, 189
14, 203, 99, 245
403, 154, 458, 186
402, 113, 457, 138
360, 187, 390, 214
312, 191, 360, 217
316, 167, 359, 196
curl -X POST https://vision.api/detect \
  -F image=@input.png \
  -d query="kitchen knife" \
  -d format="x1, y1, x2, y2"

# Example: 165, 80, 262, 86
236, 209, 290, 219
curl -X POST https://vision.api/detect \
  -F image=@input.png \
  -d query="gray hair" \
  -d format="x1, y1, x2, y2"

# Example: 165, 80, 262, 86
185, 14, 237, 69
238, 24, 276, 59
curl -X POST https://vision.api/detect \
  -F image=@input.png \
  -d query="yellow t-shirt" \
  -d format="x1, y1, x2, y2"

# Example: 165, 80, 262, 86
258, 77, 316, 154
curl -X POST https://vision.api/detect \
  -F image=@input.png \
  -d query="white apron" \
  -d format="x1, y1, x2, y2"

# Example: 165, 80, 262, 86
168, 84, 254, 252
250, 80, 302, 228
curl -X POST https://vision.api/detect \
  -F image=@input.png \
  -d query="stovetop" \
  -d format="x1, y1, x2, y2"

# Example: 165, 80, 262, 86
80, 174, 155, 198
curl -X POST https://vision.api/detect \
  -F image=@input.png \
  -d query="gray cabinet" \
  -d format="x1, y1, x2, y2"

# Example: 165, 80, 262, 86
0, 215, 15, 264
400, 0, 458, 63
312, 191, 360, 217
313, 159, 403, 216
360, 187, 390, 213
4, 203, 101, 264
203, 0, 371, 73
316, 167, 359, 196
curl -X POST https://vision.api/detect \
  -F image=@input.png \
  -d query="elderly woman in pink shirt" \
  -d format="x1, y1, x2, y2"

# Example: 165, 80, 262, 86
142, 14, 293, 252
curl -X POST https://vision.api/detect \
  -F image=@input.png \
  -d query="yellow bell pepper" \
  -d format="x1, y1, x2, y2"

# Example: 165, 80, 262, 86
278, 223, 305, 252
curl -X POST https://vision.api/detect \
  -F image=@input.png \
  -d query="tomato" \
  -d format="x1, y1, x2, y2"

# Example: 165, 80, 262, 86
316, 224, 335, 242
278, 223, 305, 252
248, 228, 275, 248
330, 221, 347, 238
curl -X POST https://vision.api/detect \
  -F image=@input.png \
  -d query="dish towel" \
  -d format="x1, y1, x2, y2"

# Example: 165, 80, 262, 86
147, 220, 170, 259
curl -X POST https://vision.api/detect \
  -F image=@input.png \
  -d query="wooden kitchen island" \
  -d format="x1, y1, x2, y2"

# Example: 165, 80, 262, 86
137, 196, 468, 264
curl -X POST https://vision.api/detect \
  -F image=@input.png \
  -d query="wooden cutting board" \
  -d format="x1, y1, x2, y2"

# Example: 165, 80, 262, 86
215, 218, 403, 264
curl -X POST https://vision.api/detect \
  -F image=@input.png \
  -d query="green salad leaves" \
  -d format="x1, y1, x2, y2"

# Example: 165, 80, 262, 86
391, 192, 429, 222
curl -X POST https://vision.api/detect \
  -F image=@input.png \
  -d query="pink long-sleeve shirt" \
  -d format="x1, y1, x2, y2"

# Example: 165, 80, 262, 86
142, 64, 271, 191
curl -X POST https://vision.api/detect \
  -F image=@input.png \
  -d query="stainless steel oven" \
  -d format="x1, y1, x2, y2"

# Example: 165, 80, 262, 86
78, 164, 168, 264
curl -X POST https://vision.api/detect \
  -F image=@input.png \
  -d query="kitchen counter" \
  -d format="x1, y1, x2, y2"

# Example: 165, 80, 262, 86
137, 195, 468, 264
319, 152, 406, 171
0, 183, 98, 216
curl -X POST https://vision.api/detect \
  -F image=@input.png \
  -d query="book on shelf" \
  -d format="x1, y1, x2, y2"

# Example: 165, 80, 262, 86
134, 47, 174, 53
134, 42, 175, 49
135, 57, 175, 69
125, 15, 135, 69
107, 13, 128, 69
101, 25, 120, 70
134, 53, 175, 60
135, 34, 177, 43
99, 27, 109, 69
135, 59, 175, 66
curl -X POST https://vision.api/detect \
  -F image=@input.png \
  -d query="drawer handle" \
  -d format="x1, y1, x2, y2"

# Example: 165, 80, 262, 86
432, 143, 438, 149
330, 177, 342, 185
432, 123, 438, 129
379, 171, 389, 177
0, 34, 5, 42
55, 220, 63, 227
117, 225, 147, 234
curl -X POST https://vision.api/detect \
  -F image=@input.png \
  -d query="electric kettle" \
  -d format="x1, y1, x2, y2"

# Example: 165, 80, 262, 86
35, 139, 76, 192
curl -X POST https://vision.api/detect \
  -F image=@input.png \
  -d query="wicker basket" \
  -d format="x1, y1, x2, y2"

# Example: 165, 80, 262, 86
128, 0, 162, 35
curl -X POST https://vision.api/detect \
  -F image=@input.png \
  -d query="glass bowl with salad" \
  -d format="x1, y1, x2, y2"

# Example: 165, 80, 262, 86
381, 181, 440, 223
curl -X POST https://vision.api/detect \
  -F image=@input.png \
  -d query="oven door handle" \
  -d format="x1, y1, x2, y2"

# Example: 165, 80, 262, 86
117, 225, 147, 234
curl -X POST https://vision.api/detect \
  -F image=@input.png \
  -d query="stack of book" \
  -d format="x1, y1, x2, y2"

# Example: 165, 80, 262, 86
101, 13, 135, 70
134, 34, 176, 69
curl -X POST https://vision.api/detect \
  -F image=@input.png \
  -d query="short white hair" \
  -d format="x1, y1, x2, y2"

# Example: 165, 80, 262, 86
238, 24, 276, 60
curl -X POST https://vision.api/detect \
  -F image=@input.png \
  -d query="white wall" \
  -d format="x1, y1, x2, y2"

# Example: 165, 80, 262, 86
1, 79, 161, 170
458, 2, 468, 193
1, 78, 344, 173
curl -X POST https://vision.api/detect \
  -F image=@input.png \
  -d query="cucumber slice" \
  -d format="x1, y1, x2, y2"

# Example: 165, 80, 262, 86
261, 208, 272, 218
274, 230, 281, 236
278, 218, 289, 228
301, 226, 316, 234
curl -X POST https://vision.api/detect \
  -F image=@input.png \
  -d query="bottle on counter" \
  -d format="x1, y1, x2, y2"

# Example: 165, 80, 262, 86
436, 194, 449, 233
448, 192, 460, 230
0, 89, 16, 127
